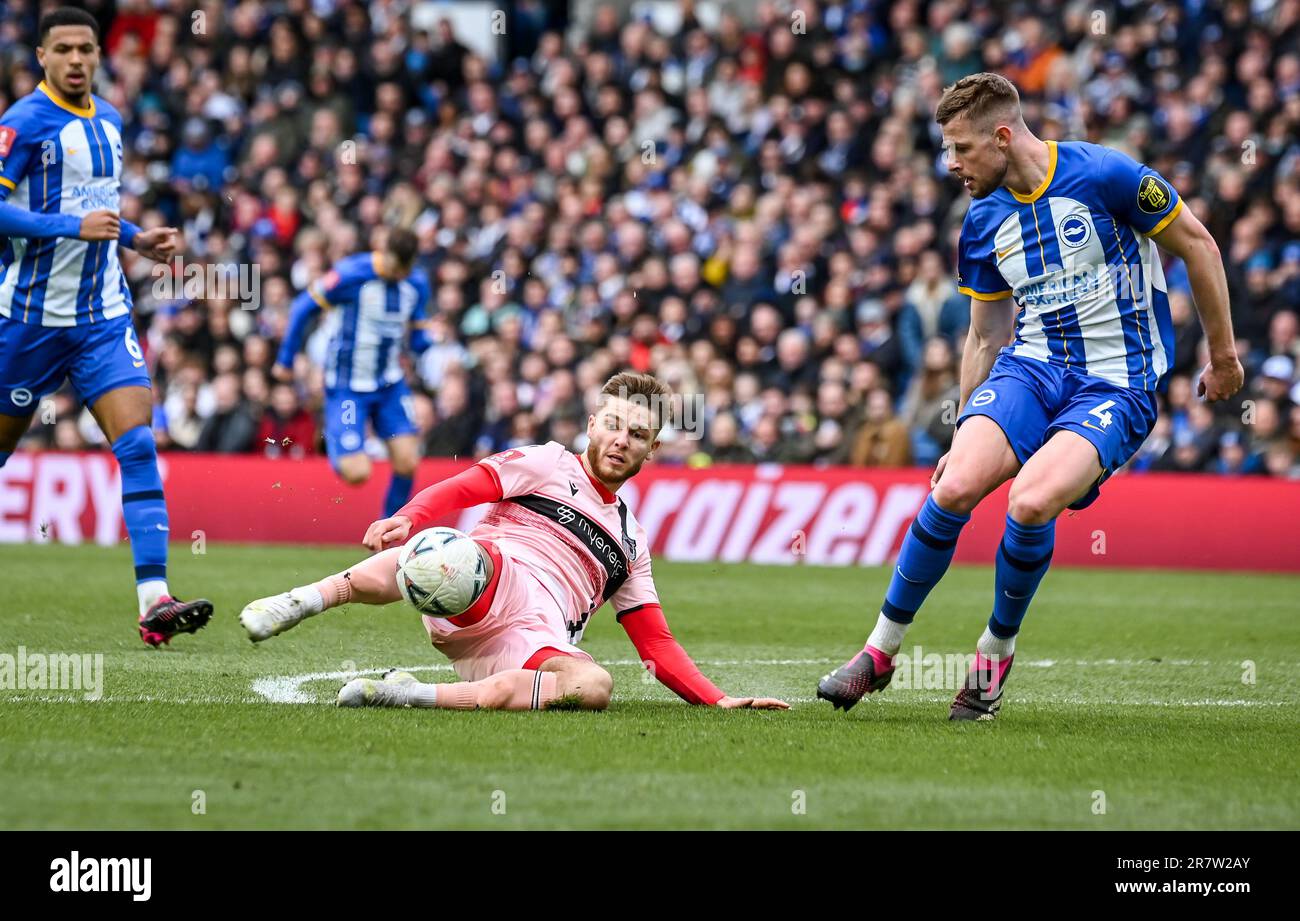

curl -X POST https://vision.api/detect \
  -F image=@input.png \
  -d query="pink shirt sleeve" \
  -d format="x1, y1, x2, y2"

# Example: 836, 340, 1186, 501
476, 442, 567, 499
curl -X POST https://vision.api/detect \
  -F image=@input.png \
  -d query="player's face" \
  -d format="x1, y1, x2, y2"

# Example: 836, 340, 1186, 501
586, 397, 660, 485
942, 114, 1008, 199
37, 25, 99, 102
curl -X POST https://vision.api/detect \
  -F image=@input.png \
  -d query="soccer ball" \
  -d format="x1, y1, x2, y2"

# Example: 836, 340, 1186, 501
396, 527, 488, 617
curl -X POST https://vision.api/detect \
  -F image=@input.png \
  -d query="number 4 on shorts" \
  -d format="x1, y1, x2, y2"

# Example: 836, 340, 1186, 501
1089, 399, 1116, 429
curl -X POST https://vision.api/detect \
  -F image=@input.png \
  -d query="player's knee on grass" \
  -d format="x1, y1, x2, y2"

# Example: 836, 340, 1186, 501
552, 662, 613, 711
337, 454, 372, 485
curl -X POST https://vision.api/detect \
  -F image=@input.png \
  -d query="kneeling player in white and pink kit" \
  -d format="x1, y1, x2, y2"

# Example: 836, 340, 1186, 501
239, 372, 789, 713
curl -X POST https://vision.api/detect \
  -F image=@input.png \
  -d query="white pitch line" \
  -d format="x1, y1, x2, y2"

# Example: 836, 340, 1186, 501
0, 693, 262, 704
249, 659, 839, 704
239, 656, 1225, 706
250, 663, 455, 704
0, 658, 1282, 707
247, 658, 1287, 707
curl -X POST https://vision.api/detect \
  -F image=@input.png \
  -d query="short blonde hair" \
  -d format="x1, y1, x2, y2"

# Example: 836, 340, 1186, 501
599, 371, 673, 432
935, 72, 1022, 129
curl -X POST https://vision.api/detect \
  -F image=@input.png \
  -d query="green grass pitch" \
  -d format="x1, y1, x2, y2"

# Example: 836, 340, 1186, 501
1, 542, 1297, 829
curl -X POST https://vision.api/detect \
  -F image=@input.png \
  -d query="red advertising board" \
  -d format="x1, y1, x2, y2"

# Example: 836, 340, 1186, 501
1, 451, 1296, 571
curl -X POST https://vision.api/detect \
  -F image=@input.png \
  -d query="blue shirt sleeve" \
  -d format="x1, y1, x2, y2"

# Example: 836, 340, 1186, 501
309, 254, 371, 307
1098, 148, 1183, 235
0, 106, 82, 238
407, 277, 432, 354
120, 219, 141, 249
277, 290, 321, 367
279, 255, 376, 365
0, 107, 37, 192
0, 198, 82, 238
956, 208, 1012, 300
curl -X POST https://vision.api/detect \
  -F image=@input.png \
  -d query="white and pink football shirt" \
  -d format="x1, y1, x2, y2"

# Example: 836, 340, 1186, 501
470, 442, 659, 643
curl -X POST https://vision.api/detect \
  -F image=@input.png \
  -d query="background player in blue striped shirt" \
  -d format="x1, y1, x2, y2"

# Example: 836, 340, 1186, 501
819, 73, 1245, 720
275, 226, 431, 518
0, 8, 212, 646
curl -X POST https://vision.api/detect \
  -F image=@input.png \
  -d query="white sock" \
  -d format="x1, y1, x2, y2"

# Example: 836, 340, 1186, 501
137, 580, 169, 616
977, 626, 1016, 659
290, 585, 325, 615
410, 682, 439, 708
867, 612, 909, 655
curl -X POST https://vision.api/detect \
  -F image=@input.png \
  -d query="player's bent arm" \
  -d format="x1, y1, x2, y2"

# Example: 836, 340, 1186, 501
363, 464, 503, 550
408, 323, 433, 355
408, 288, 434, 355
618, 604, 726, 705
958, 295, 1015, 409
275, 290, 324, 370
1149, 208, 1242, 399
619, 604, 789, 709
119, 218, 141, 250
396, 463, 502, 529
0, 185, 119, 241
0, 199, 86, 240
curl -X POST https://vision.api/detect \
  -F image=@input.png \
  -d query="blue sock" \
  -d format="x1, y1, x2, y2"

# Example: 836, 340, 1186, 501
383, 473, 414, 518
0, 450, 9, 468
989, 515, 1055, 639
112, 426, 169, 585
881, 495, 971, 624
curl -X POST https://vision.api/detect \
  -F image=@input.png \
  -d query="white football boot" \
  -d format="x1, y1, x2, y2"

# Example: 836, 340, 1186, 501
239, 589, 316, 642
336, 669, 419, 708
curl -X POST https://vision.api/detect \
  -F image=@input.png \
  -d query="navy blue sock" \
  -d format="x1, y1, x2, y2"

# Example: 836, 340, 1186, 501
881, 495, 971, 624
989, 515, 1055, 638
383, 473, 414, 518
0, 450, 10, 468
112, 426, 169, 585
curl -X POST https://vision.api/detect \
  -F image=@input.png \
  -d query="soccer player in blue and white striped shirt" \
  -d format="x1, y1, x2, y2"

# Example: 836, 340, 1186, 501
0, 8, 212, 646
275, 226, 432, 518
819, 73, 1244, 720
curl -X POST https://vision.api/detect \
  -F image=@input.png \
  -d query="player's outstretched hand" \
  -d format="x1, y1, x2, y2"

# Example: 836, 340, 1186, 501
270, 363, 294, 383
1197, 357, 1245, 402
363, 514, 413, 552
79, 210, 120, 241
133, 226, 182, 261
716, 695, 790, 710
931, 451, 950, 489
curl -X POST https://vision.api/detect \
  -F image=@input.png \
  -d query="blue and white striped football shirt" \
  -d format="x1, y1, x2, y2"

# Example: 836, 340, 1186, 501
0, 81, 130, 327
957, 140, 1184, 390
280, 252, 431, 393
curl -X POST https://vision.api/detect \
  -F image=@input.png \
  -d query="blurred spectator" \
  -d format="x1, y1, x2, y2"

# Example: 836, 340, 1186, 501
256, 384, 317, 459
159, 380, 205, 451
170, 118, 231, 192
855, 300, 905, 386
1130, 415, 1174, 471
53, 419, 86, 452
424, 373, 479, 458
851, 388, 913, 467
196, 374, 257, 454
900, 337, 961, 465
702, 412, 756, 464
751, 414, 807, 464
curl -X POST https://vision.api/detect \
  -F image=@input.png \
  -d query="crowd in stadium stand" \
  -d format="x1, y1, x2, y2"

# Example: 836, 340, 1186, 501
2, 0, 1299, 478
